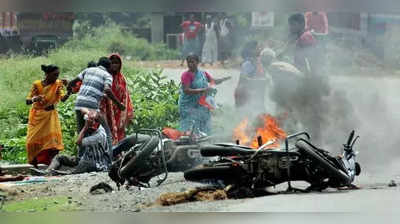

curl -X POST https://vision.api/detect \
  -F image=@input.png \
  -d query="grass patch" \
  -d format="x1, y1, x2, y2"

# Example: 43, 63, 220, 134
2, 196, 79, 212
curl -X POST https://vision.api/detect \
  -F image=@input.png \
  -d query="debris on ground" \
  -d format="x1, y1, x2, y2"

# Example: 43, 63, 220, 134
0, 175, 26, 182
90, 182, 114, 195
156, 186, 228, 206
388, 180, 397, 187
0, 185, 18, 196
0, 164, 48, 176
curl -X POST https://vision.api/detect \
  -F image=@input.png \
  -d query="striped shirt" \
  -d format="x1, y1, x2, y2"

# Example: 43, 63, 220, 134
81, 125, 111, 171
75, 66, 113, 111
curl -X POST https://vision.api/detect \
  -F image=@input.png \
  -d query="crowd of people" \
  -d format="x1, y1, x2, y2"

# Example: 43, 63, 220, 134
180, 13, 234, 67
25, 12, 323, 176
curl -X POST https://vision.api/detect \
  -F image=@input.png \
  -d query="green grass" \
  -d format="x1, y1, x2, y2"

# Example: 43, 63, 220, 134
2, 196, 79, 212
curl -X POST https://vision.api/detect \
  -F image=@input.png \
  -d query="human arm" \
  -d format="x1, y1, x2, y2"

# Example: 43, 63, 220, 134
26, 95, 44, 105
61, 91, 72, 102
214, 76, 231, 85
182, 84, 209, 95
67, 69, 87, 93
26, 83, 43, 105
181, 72, 209, 95
104, 85, 126, 111
76, 119, 89, 146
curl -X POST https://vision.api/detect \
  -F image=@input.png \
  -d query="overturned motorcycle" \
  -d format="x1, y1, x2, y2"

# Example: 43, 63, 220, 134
184, 131, 361, 197
108, 129, 211, 189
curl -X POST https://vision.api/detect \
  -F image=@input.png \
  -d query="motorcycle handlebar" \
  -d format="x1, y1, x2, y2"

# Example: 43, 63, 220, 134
346, 130, 355, 146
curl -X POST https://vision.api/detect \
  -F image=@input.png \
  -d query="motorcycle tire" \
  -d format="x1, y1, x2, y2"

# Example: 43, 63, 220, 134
184, 166, 238, 185
200, 145, 255, 157
296, 139, 351, 186
119, 136, 160, 178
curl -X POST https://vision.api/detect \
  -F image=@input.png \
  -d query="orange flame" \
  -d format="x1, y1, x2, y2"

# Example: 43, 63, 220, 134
233, 118, 251, 146
233, 114, 287, 149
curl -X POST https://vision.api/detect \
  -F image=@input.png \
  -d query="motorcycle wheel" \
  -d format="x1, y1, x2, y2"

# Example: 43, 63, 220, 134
184, 166, 238, 185
119, 136, 160, 178
296, 139, 351, 186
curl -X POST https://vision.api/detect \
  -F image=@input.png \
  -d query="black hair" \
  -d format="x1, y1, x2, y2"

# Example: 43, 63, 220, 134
186, 53, 199, 62
241, 40, 258, 59
288, 13, 305, 26
97, 57, 111, 70
41, 64, 59, 74
87, 61, 97, 68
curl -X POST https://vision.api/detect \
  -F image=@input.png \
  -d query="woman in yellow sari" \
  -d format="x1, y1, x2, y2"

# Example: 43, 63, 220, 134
26, 65, 71, 166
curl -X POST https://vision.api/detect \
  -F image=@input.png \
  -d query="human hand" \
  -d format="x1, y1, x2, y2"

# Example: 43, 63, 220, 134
118, 103, 126, 111
61, 79, 68, 86
32, 95, 44, 103
88, 110, 99, 120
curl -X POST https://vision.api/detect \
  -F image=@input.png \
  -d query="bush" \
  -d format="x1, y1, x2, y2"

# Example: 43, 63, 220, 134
125, 69, 180, 132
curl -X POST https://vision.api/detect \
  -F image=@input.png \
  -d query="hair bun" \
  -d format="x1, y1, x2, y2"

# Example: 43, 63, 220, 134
41, 65, 48, 72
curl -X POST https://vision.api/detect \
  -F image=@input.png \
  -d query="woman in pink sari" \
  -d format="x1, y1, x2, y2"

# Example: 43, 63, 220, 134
100, 54, 134, 145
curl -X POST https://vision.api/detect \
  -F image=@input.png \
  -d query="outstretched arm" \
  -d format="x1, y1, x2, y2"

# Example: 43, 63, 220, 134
214, 76, 232, 85
104, 85, 125, 111
66, 77, 81, 93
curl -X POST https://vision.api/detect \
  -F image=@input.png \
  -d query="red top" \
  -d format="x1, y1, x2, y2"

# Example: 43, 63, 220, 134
297, 31, 317, 48
295, 31, 317, 72
100, 53, 134, 145
181, 71, 212, 86
305, 12, 329, 34
181, 21, 202, 39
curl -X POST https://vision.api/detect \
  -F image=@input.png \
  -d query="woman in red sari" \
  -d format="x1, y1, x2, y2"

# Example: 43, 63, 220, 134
100, 54, 134, 145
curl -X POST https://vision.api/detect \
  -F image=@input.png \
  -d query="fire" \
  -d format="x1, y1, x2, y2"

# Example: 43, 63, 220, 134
233, 114, 287, 149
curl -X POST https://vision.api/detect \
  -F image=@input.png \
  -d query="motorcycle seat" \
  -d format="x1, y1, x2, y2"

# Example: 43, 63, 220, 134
200, 144, 255, 157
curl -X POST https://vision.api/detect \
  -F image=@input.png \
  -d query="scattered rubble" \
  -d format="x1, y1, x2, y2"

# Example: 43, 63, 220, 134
89, 182, 113, 195
156, 186, 227, 206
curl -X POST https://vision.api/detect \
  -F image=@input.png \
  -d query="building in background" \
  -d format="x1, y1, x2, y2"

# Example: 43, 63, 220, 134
0, 12, 74, 54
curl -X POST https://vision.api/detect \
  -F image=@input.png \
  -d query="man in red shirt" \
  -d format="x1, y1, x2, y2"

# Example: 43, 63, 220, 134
288, 13, 318, 74
305, 11, 329, 35
305, 11, 328, 69
180, 14, 203, 66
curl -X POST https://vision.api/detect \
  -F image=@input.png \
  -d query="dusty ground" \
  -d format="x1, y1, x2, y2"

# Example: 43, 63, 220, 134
2, 169, 399, 212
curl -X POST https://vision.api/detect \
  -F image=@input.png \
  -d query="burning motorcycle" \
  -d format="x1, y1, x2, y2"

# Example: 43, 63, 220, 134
109, 76, 231, 189
184, 130, 361, 196
108, 127, 212, 189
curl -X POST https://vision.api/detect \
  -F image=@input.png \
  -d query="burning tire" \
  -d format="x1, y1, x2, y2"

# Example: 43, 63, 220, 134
184, 166, 241, 185
295, 139, 351, 186
119, 136, 160, 178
